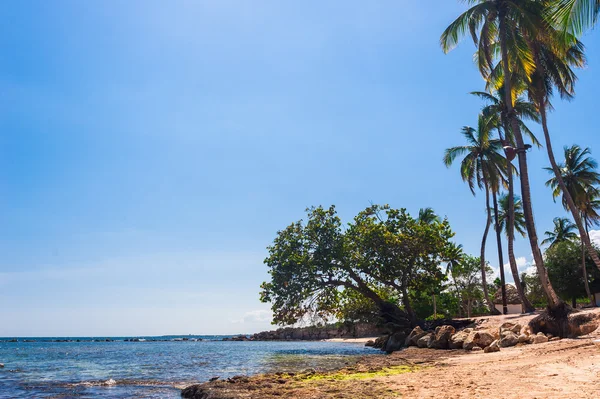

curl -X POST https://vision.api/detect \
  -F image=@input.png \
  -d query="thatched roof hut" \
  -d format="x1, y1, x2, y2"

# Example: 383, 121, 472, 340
493, 284, 522, 305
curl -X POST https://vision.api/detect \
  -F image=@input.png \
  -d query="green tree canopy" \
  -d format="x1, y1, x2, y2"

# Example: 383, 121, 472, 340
260, 205, 455, 326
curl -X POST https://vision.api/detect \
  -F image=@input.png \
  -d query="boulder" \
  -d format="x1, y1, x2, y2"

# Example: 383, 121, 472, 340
448, 329, 471, 349
472, 346, 482, 352
499, 331, 519, 348
405, 326, 428, 347
364, 340, 375, 347
484, 340, 500, 353
371, 335, 389, 350
499, 322, 522, 337
385, 331, 407, 353
181, 384, 222, 399
417, 333, 434, 348
428, 325, 456, 350
550, 337, 561, 342
518, 334, 529, 344
532, 333, 549, 344
463, 331, 494, 350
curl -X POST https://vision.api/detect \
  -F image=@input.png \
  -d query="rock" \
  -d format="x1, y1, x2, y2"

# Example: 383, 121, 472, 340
499, 322, 522, 337
550, 337, 561, 342
405, 326, 428, 347
463, 331, 494, 350
385, 331, 407, 353
0, 363, 4, 368
372, 335, 388, 349
428, 325, 456, 350
518, 334, 529, 344
448, 329, 471, 349
417, 333, 434, 348
499, 331, 519, 348
181, 384, 222, 399
532, 334, 549, 344
364, 340, 375, 347
484, 340, 500, 353
471, 346, 482, 352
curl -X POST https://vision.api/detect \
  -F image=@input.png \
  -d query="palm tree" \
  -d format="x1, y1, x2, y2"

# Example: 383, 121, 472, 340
497, 194, 536, 312
541, 217, 579, 248
520, 20, 600, 276
546, 145, 600, 304
418, 207, 442, 224
580, 189, 600, 305
545, 145, 600, 210
553, 0, 600, 36
444, 115, 507, 314
441, 0, 563, 308
474, 87, 540, 314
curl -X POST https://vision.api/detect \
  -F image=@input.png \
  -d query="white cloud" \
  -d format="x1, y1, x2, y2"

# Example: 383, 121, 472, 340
588, 230, 600, 247
231, 310, 272, 324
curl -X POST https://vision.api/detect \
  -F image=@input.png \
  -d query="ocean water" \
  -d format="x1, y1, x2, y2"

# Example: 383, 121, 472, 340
0, 337, 376, 398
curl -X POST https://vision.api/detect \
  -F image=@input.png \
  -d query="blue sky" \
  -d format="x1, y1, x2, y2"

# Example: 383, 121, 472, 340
2, 1, 600, 336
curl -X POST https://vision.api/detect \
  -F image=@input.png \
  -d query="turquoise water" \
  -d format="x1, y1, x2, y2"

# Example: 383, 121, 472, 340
0, 337, 376, 398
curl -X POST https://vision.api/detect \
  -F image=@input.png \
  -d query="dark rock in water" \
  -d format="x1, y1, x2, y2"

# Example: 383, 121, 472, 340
209, 377, 219, 382
181, 384, 221, 399
371, 335, 388, 349
364, 340, 375, 347
0, 363, 4, 368
428, 325, 455, 350
384, 331, 407, 353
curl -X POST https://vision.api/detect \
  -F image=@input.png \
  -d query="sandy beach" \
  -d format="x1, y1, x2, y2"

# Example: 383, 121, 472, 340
182, 309, 600, 398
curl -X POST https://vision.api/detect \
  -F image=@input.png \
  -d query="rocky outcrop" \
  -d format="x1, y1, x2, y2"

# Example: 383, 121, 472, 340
251, 323, 385, 341
428, 325, 456, 349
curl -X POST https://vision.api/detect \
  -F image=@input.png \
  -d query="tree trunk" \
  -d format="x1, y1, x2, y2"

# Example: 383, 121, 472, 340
433, 294, 437, 318
498, 14, 561, 307
401, 287, 417, 326
538, 104, 600, 273
492, 190, 508, 314
584, 219, 595, 306
500, 126, 535, 313
572, 297, 577, 308
481, 177, 499, 314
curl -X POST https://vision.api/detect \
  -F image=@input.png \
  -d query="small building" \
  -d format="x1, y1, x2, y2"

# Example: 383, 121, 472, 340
493, 284, 523, 314
590, 279, 600, 307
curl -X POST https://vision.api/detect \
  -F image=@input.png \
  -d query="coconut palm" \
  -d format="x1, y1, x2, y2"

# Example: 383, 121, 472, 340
497, 193, 536, 312
545, 145, 600, 210
474, 87, 540, 314
546, 145, 600, 304
418, 208, 442, 224
443, 115, 507, 314
542, 217, 579, 248
441, 0, 563, 308
552, 0, 600, 36
521, 22, 600, 276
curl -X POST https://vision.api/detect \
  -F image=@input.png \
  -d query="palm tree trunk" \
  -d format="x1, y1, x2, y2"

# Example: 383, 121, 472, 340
492, 190, 508, 314
584, 218, 594, 306
481, 177, 499, 314
538, 104, 600, 273
500, 126, 535, 313
498, 14, 561, 307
